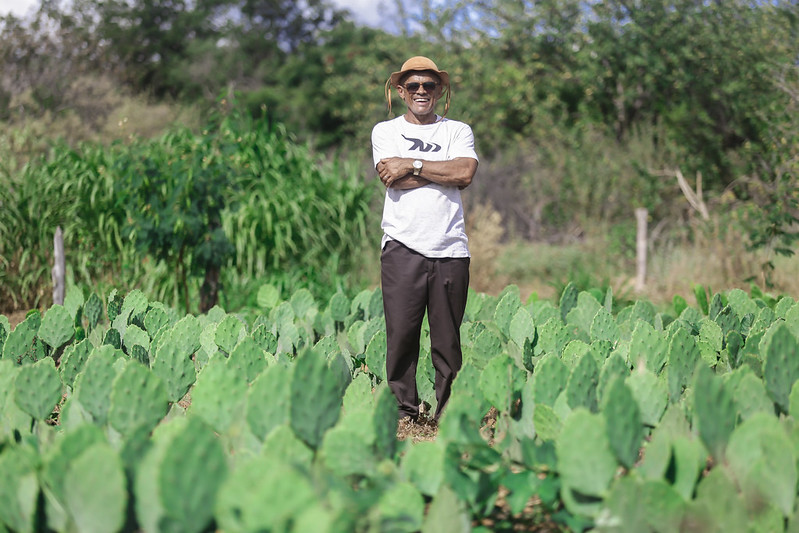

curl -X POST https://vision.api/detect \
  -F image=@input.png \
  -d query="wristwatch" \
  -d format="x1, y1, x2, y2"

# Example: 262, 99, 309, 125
412, 159, 423, 176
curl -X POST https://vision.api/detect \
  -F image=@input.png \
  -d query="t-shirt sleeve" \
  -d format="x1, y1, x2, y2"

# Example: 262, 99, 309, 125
371, 122, 395, 168
448, 123, 479, 162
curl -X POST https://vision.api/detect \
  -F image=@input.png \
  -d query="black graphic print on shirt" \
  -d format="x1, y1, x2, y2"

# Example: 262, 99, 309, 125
402, 135, 441, 153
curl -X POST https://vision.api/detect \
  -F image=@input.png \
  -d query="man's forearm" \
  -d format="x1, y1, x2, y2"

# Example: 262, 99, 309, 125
378, 157, 478, 190
416, 158, 477, 189
391, 175, 431, 189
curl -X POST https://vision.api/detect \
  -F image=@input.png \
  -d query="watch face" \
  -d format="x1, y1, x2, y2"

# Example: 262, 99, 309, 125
413, 160, 422, 169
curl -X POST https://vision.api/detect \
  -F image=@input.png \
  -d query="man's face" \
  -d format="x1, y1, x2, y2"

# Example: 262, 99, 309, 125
397, 72, 442, 119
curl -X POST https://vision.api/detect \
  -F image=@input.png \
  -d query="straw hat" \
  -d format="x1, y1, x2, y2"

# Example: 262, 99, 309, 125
389, 56, 449, 88
385, 56, 451, 118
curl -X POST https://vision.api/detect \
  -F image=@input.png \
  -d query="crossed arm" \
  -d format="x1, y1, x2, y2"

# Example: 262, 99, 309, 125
376, 157, 478, 190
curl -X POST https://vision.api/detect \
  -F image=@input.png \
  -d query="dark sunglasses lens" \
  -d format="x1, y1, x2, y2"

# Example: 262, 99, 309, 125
404, 82, 437, 92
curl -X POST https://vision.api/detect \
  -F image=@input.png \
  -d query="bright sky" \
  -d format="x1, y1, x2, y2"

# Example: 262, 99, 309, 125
0, 0, 384, 27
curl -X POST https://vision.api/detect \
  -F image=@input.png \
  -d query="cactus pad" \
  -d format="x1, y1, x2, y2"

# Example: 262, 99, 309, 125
14, 357, 63, 420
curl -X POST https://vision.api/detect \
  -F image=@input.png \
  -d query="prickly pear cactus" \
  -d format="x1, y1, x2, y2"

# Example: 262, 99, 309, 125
64, 442, 127, 533
257, 284, 280, 311
14, 357, 63, 420
600, 476, 686, 532
694, 284, 709, 316
160, 418, 228, 531
466, 328, 503, 369
59, 339, 92, 389
215, 314, 246, 354
726, 413, 798, 517
698, 318, 723, 354
38, 304, 74, 351
509, 307, 536, 372
537, 318, 571, 358
122, 323, 150, 355
714, 305, 741, 340
106, 290, 123, 325
228, 336, 267, 384
629, 299, 656, 326
730, 370, 773, 421
762, 323, 799, 414
556, 409, 617, 497
0, 444, 39, 532
365, 329, 387, 382
597, 353, 628, 404
327, 291, 350, 323
562, 339, 591, 368
121, 289, 149, 325
319, 419, 377, 477
246, 363, 292, 441
725, 288, 759, 320
479, 354, 526, 412
170, 315, 202, 357
150, 336, 196, 403
565, 352, 599, 412
625, 368, 667, 427
215, 453, 317, 532
726, 330, 744, 369
84, 292, 104, 332
590, 307, 619, 344
103, 328, 121, 350
42, 424, 106, 506
692, 365, 736, 461
566, 293, 602, 338
136, 417, 228, 533
109, 360, 169, 436
532, 354, 569, 407
0, 317, 7, 356
290, 350, 351, 449
251, 323, 278, 355
601, 378, 643, 468
559, 282, 579, 323
494, 290, 522, 340
0, 361, 30, 437
144, 306, 169, 337
667, 326, 700, 402
189, 357, 248, 432
3, 314, 38, 362
74, 346, 122, 424
401, 440, 445, 497
708, 292, 724, 320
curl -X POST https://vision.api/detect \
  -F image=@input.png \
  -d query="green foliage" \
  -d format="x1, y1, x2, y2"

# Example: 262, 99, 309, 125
0, 108, 376, 312
5, 280, 799, 529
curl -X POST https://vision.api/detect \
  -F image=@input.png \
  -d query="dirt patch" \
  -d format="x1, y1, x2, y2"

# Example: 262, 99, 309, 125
2, 310, 31, 330
396, 414, 438, 443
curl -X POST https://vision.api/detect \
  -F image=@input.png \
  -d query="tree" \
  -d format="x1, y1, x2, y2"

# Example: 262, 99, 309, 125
114, 112, 237, 313
581, 0, 796, 186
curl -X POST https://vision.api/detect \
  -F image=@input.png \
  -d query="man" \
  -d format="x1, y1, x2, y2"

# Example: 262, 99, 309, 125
371, 56, 479, 423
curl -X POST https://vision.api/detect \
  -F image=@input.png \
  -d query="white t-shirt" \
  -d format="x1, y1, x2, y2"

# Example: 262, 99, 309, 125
371, 115, 478, 258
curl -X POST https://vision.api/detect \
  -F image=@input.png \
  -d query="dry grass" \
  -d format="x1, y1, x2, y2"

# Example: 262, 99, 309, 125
485, 213, 799, 308
3, 74, 200, 159
466, 201, 511, 295
396, 414, 439, 443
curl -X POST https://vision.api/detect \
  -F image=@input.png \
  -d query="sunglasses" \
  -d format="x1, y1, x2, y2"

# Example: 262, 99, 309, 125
403, 82, 438, 92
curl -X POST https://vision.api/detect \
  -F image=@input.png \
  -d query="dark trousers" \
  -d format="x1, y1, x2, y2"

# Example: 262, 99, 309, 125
380, 240, 470, 421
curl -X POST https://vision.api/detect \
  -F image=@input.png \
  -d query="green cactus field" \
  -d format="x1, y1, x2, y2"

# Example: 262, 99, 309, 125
2, 282, 799, 532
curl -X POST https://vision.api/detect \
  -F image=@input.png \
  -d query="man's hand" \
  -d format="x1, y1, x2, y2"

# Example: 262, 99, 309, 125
376, 157, 411, 188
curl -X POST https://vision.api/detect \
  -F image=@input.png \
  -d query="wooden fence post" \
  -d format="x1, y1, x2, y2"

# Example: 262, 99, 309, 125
52, 227, 65, 305
635, 208, 648, 292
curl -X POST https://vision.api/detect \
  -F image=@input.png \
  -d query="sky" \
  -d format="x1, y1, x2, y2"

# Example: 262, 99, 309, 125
0, 0, 384, 27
